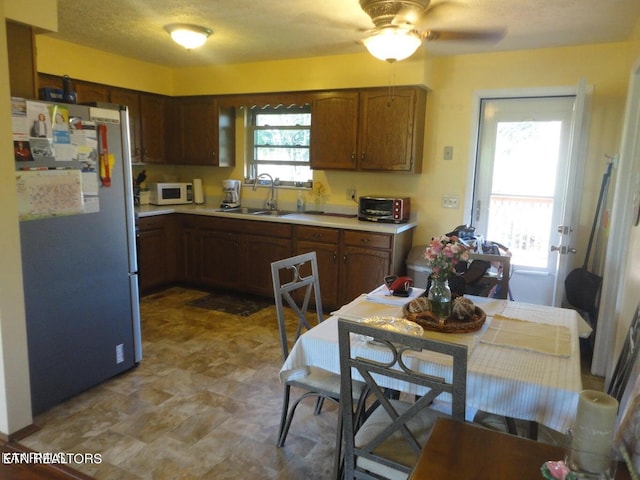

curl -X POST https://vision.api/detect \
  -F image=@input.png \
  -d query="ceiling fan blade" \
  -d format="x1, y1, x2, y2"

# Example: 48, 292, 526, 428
423, 28, 506, 42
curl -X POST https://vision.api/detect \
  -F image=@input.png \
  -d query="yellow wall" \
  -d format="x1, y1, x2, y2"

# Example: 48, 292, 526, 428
37, 37, 174, 95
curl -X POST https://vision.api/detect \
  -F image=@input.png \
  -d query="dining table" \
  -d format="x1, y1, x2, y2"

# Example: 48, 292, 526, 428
408, 417, 631, 480
280, 289, 592, 435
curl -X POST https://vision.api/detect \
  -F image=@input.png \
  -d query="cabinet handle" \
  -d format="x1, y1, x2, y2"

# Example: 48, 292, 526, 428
343, 254, 347, 264
351, 153, 356, 160
212, 151, 216, 157
332, 252, 337, 262
313, 233, 321, 239
361, 152, 365, 160
361, 238, 372, 243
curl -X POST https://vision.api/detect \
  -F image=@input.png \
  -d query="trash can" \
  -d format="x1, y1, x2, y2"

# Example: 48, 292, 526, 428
406, 245, 431, 289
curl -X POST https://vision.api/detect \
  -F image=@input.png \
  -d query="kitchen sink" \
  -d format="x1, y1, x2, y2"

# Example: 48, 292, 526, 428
216, 207, 263, 214
251, 209, 296, 216
215, 207, 296, 216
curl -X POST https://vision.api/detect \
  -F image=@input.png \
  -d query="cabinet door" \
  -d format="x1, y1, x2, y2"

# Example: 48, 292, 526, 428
310, 91, 359, 170
7, 21, 37, 99
242, 234, 292, 296
339, 245, 391, 306
296, 240, 340, 311
200, 229, 242, 288
358, 88, 424, 172
75, 82, 110, 104
180, 97, 218, 165
164, 97, 181, 162
178, 215, 203, 283
110, 89, 142, 163
138, 219, 169, 293
140, 94, 166, 163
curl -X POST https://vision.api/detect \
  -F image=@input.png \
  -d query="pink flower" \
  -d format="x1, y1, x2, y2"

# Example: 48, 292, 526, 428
423, 235, 470, 279
544, 461, 571, 480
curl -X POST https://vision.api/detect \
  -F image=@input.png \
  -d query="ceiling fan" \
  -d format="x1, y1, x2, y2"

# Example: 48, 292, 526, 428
359, 0, 505, 62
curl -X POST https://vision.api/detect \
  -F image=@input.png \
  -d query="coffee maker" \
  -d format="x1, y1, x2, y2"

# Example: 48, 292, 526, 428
221, 179, 241, 208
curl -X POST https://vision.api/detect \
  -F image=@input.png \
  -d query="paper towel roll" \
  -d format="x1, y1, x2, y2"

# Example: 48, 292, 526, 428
193, 179, 204, 204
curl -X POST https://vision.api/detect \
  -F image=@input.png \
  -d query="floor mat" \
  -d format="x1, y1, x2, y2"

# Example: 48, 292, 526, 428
187, 291, 273, 317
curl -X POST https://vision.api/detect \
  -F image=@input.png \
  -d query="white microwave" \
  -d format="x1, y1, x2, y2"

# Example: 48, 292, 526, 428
149, 182, 193, 205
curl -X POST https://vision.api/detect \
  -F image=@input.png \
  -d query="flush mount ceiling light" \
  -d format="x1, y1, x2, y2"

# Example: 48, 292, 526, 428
164, 23, 212, 50
362, 26, 422, 62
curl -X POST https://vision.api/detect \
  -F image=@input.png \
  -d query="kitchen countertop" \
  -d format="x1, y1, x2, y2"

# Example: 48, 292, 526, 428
136, 204, 417, 234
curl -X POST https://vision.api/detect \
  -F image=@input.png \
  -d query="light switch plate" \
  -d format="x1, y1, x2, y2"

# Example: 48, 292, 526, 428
444, 146, 453, 160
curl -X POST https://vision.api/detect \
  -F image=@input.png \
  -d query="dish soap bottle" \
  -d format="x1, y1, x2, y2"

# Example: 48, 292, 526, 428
296, 191, 306, 213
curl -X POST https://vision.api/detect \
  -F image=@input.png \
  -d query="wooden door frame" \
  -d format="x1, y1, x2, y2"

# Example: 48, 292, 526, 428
594, 57, 640, 377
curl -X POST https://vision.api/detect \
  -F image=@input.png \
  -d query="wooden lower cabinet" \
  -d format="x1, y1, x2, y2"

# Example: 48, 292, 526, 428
139, 213, 413, 305
137, 215, 177, 294
242, 234, 292, 296
340, 244, 391, 306
294, 225, 413, 310
178, 215, 292, 296
200, 228, 242, 289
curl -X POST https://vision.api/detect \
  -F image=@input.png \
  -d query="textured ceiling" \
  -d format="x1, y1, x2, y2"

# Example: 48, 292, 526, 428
46, 0, 640, 68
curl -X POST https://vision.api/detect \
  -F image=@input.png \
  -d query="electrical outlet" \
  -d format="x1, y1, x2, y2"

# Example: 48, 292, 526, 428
346, 188, 357, 201
441, 194, 459, 209
116, 344, 124, 364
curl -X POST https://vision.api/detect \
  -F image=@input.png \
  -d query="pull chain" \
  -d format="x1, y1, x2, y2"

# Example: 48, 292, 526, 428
387, 63, 397, 106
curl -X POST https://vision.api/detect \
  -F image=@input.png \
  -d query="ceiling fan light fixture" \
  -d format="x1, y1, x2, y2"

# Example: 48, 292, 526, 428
164, 23, 212, 50
363, 26, 422, 62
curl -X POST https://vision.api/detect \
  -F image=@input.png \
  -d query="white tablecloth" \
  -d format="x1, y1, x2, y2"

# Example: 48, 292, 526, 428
280, 295, 585, 433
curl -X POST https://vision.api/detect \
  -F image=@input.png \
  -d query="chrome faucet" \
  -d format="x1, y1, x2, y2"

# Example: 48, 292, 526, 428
253, 173, 277, 210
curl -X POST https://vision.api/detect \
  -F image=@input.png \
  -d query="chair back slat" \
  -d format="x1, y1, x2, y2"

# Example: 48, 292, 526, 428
338, 318, 467, 478
608, 303, 640, 403
271, 252, 324, 361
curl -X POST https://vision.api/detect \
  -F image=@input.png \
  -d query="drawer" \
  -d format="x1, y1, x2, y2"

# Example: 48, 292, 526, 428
138, 215, 167, 231
343, 230, 392, 249
295, 226, 340, 244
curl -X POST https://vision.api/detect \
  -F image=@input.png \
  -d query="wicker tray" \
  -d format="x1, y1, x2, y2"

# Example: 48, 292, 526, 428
403, 306, 486, 333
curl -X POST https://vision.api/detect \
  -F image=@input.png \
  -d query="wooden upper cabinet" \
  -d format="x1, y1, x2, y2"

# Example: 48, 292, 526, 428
7, 21, 37, 99
75, 82, 110, 104
139, 93, 166, 163
358, 87, 426, 173
110, 89, 142, 163
180, 96, 217, 165
310, 86, 426, 173
310, 91, 359, 170
164, 96, 181, 162
177, 96, 235, 166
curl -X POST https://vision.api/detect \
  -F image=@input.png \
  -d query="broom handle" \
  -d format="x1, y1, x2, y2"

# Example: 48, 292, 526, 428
583, 161, 613, 269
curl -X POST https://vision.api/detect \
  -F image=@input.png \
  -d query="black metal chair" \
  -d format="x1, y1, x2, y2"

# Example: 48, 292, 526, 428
338, 317, 467, 479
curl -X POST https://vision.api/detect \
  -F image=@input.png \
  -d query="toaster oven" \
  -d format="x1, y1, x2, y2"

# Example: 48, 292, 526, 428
358, 196, 410, 223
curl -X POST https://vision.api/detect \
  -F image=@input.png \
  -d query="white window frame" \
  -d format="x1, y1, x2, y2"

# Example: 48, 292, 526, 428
246, 105, 313, 188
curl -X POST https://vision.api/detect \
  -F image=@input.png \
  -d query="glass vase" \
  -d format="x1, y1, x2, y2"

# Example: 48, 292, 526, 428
428, 277, 452, 319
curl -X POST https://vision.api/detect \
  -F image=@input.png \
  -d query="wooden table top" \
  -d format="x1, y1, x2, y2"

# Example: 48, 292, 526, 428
409, 418, 631, 480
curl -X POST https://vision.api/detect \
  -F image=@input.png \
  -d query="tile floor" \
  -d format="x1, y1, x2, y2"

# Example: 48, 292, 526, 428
19, 287, 604, 479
